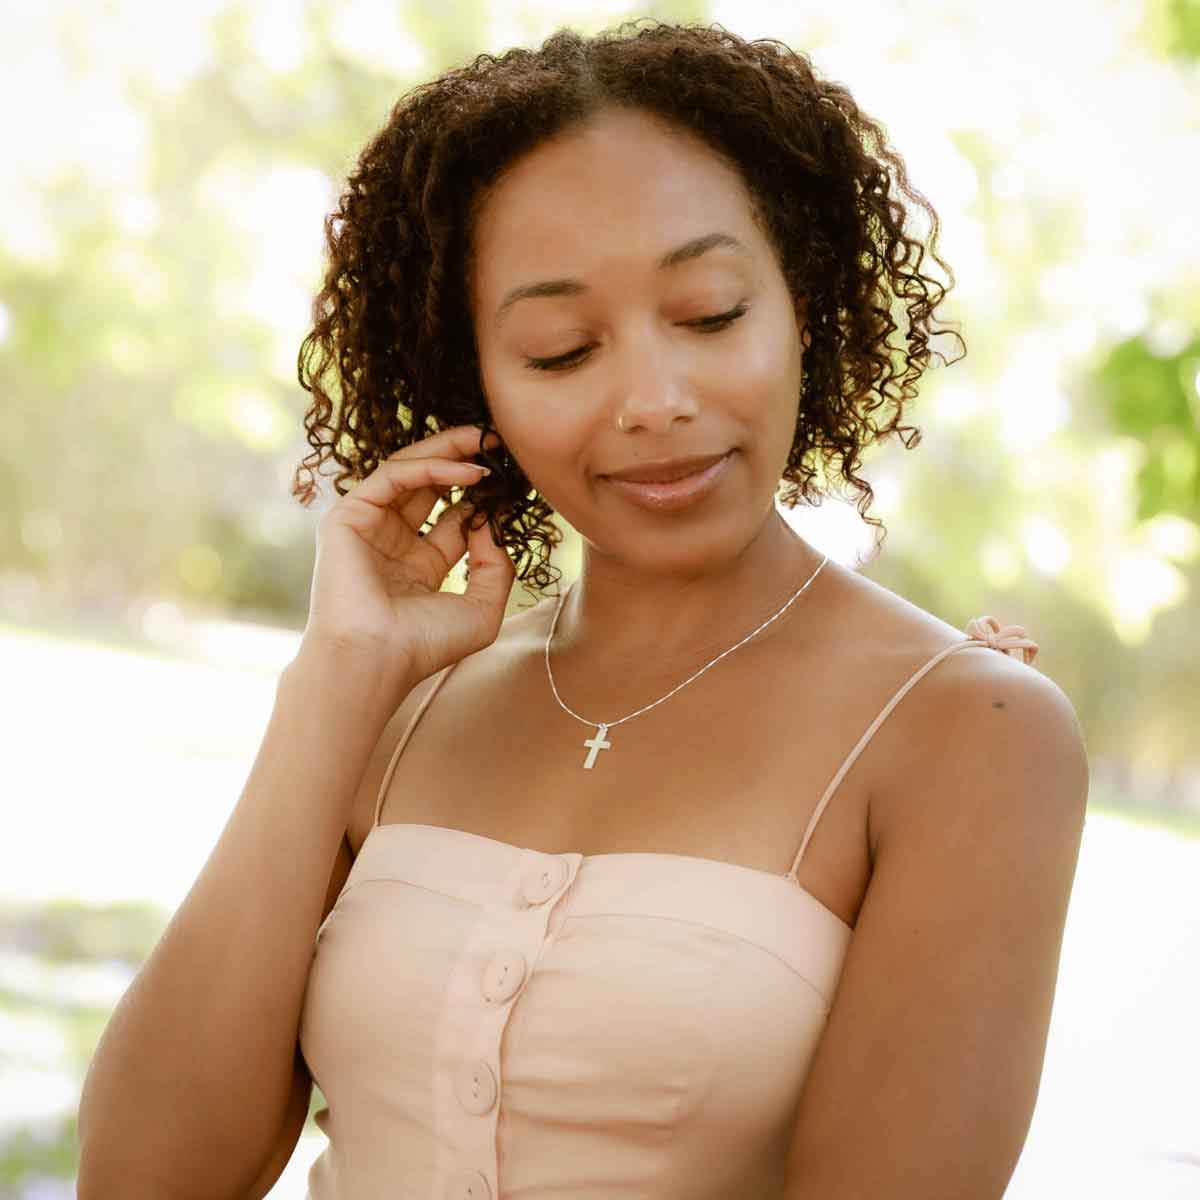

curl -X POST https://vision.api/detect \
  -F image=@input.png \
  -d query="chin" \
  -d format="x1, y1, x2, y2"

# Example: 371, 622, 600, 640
611, 515, 765, 575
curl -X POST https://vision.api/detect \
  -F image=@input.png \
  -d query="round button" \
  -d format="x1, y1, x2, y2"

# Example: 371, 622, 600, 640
455, 1059, 498, 1115
443, 1168, 492, 1200
521, 856, 569, 905
481, 948, 527, 1004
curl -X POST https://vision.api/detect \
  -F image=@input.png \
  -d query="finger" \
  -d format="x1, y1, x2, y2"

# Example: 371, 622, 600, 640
420, 495, 474, 566
387, 424, 502, 465
459, 506, 516, 617
347, 457, 490, 517
397, 471, 483, 531
384, 427, 502, 526
397, 480, 451, 534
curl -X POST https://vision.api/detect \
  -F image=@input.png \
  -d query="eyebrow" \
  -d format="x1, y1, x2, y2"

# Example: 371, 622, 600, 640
493, 231, 749, 326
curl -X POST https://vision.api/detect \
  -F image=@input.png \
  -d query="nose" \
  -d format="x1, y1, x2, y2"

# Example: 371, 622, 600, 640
611, 341, 701, 435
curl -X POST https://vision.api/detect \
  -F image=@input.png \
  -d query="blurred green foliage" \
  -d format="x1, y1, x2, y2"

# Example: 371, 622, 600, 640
1099, 334, 1200, 523
1146, 0, 1200, 57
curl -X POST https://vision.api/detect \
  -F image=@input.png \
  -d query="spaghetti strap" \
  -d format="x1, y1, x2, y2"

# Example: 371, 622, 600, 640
785, 616, 1039, 879
370, 660, 460, 829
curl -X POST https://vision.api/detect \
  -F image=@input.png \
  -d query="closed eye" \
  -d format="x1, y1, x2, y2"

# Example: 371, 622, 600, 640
523, 303, 750, 373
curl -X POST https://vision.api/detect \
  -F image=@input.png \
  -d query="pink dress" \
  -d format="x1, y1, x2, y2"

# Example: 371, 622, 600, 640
298, 616, 1039, 1199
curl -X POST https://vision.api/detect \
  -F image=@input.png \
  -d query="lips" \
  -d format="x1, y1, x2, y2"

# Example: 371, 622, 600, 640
605, 453, 730, 484
603, 450, 734, 512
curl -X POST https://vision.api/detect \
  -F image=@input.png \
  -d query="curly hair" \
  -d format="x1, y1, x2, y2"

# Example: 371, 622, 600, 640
293, 18, 965, 600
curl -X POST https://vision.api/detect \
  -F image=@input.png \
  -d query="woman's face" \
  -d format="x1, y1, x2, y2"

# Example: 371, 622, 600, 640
469, 105, 808, 576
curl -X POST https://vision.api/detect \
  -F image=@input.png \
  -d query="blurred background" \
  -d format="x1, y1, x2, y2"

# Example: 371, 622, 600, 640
2, 0, 1198, 1196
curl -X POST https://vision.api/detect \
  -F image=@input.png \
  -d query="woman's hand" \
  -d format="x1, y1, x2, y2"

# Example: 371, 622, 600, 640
300, 423, 514, 685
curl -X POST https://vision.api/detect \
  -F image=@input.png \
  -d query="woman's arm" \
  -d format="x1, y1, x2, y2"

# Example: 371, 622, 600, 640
783, 651, 1088, 1200
76, 647, 412, 1199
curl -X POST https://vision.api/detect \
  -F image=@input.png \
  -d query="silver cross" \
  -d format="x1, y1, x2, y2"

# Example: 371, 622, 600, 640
582, 724, 612, 770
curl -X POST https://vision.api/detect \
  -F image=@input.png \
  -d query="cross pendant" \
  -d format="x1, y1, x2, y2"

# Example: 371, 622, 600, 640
582, 723, 612, 770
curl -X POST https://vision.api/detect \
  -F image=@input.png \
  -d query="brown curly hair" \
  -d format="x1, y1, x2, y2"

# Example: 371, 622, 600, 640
293, 18, 965, 600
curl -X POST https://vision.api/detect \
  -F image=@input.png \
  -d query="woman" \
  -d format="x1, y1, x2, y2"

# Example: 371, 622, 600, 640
77, 19, 1088, 1200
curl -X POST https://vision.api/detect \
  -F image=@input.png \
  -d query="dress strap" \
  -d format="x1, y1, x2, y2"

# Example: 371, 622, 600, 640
784, 616, 1039, 879
371, 660, 460, 828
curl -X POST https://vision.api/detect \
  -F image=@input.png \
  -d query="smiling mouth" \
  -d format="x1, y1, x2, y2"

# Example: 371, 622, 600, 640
603, 450, 735, 511
604, 452, 731, 484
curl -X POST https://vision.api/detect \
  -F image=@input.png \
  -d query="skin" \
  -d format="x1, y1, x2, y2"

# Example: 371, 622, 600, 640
469, 104, 826, 674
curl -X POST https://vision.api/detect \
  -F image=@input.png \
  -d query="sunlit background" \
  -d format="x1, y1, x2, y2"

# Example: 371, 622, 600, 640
2, 0, 1198, 1196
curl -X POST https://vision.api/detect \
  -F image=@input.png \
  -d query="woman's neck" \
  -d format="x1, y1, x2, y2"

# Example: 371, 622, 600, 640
546, 515, 829, 675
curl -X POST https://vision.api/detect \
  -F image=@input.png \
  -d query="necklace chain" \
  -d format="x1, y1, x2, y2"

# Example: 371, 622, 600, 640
544, 552, 830, 748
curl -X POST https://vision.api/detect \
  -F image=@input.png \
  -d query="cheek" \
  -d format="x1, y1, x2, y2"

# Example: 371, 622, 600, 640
477, 360, 538, 454
480, 359, 591, 457
717, 332, 795, 430
727, 327, 802, 464
736, 314, 799, 388
485, 391, 582, 486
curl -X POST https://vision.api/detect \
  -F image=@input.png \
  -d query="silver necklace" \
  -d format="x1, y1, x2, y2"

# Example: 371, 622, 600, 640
545, 553, 830, 770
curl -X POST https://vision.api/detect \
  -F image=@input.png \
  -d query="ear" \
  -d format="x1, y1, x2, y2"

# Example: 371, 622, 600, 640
794, 293, 812, 349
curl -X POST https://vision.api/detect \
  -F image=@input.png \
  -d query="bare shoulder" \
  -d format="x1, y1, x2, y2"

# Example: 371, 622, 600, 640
845, 569, 1089, 854
783, 574, 1088, 1195
343, 594, 550, 854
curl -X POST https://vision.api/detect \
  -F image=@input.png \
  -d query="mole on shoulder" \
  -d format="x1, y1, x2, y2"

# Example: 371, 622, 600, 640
992, 700, 1007, 709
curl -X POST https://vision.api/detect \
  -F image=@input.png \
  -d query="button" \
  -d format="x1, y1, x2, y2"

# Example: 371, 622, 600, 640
481, 948, 527, 1004
521, 856, 569, 905
443, 1168, 492, 1200
455, 1059, 498, 1115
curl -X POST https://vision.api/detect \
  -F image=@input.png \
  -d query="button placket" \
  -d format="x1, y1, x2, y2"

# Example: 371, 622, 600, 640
520, 854, 570, 906
455, 1059, 499, 1115
481, 947, 528, 1005
432, 850, 580, 1198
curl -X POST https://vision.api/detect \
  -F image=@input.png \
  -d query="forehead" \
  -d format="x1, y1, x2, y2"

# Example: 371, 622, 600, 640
470, 108, 764, 301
